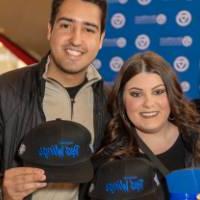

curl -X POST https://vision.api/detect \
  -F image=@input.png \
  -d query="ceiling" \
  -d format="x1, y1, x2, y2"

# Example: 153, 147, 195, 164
0, 0, 52, 60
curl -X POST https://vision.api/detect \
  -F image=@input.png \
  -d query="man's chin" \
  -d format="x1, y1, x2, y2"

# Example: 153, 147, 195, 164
59, 65, 88, 75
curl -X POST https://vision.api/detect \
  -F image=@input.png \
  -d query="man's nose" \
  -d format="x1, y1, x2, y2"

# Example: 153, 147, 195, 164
70, 25, 82, 46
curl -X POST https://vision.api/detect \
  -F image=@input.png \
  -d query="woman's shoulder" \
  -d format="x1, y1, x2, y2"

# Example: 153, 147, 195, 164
180, 130, 198, 151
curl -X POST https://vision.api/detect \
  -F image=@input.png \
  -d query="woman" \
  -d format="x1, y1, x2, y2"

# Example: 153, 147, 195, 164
88, 51, 200, 199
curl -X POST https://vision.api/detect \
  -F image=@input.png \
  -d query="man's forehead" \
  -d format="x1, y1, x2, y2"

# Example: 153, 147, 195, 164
57, 7, 101, 23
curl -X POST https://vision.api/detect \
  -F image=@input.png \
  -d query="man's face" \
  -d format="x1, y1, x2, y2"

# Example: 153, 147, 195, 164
47, 0, 105, 76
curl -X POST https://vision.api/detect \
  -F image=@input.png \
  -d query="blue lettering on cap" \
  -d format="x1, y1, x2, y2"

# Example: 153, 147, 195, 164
38, 140, 80, 159
105, 176, 144, 194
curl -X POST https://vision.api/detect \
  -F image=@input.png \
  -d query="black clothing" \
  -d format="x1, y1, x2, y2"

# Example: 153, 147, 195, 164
80, 132, 199, 200
65, 79, 87, 99
157, 135, 185, 171
0, 56, 109, 200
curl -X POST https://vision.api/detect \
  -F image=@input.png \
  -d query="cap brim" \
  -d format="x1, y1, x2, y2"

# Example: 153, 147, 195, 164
24, 159, 94, 183
90, 187, 158, 200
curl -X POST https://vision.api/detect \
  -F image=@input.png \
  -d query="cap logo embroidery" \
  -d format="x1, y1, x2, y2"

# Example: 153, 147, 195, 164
105, 176, 144, 194
38, 140, 80, 159
18, 144, 26, 155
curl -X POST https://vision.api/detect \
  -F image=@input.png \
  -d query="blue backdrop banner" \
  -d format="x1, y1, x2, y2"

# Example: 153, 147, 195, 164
93, 0, 200, 100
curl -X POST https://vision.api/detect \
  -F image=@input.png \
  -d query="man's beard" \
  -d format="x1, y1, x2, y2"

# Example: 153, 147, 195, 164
51, 53, 89, 75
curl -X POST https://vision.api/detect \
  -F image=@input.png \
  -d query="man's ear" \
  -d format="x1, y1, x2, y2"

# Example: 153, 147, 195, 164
99, 31, 105, 49
47, 23, 52, 41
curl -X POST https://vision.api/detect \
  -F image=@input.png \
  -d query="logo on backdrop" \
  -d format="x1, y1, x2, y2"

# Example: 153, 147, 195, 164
116, 37, 127, 48
176, 10, 192, 27
135, 34, 150, 50
182, 36, 193, 47
108, 0, 128, 4
111, 13, 126, 29
173, 56, 190, 72
103, 37, 127, 48
181, 81, 190, 93
156, 14, 167, 25
110, 57, 124, 72
134, 13, 167, 25
137, 0, 152, 6
118, 0, 128, 4
160, 36, 193, 47
93, 59, 102, 70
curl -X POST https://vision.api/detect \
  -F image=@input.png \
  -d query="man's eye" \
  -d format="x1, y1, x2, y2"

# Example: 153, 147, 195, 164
130, 91, 141, 97
60, 23, 70, 29
153, 89, 166, 95
85, 27, 96, 33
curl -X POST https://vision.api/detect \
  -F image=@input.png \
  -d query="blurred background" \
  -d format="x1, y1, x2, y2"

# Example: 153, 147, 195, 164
0, 0, 50, 58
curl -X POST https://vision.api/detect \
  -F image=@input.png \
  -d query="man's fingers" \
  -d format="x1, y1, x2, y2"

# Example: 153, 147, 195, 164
3, 182, 47, 200
3, 167, 47, 200
4, 167, 46, 188
4, 167, 45, 177
15, 181, 47, 193
15, 173, 46, 185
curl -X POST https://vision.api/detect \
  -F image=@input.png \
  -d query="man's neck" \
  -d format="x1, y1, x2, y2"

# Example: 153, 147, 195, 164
47, 63, 87, 87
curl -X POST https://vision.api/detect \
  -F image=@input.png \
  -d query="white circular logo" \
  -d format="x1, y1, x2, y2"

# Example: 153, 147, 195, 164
181, 81, 190, 92
182, 36, 193, 47
156, 14, 167, 25
173, 56, 190, 72
110, 57, 124, 72
117, 37, 127, 48
111, 13, 126, 29
118, 0, 128, 4
93, 59, 102, 70
176, 10, 192, 27
137, 0, 152, 6
135, 34, 150, 50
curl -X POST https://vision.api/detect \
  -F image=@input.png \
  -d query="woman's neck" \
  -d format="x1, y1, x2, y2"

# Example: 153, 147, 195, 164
136, 122, 179, 155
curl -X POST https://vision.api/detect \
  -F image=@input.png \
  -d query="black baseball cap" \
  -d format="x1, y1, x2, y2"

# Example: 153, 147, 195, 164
18, 119, 94, 183
89, 157, 160, 200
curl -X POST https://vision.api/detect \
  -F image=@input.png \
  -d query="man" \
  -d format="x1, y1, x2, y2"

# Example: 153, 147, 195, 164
0, 0, 108, 199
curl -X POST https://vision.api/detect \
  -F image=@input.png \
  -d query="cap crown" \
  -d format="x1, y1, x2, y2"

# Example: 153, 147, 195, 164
90, 158, 159, 200
19, 119, 92, 167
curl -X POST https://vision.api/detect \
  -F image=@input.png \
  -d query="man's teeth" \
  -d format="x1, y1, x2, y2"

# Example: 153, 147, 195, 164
67, 49, 82, 56
141, 112, 158, 117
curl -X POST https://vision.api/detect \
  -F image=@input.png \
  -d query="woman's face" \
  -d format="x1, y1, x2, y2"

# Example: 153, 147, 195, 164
123, 72, 171, 135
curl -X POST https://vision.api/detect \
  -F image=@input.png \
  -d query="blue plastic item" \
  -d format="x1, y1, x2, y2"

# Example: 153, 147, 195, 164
166, 168, 200, 200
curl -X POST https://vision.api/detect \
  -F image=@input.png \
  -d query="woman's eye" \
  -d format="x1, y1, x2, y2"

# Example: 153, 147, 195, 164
130, 91, 141, 97
153, 89, 166, 95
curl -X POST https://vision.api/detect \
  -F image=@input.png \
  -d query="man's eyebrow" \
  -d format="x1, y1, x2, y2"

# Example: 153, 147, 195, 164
84, 22, 99, 30
56, 17, 99, 30
57, 17, 73, 23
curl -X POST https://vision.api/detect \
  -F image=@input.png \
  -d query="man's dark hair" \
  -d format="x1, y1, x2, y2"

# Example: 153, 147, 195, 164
50, 0, 107, 33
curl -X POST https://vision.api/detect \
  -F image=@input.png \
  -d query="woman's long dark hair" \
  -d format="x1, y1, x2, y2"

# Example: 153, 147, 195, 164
97, 51, 200, 163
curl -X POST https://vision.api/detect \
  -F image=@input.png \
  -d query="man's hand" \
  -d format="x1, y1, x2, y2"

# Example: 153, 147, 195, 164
2, 167, 47, 200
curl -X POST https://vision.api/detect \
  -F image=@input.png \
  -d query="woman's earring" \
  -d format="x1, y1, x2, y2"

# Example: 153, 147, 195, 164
169, 114, 175, 121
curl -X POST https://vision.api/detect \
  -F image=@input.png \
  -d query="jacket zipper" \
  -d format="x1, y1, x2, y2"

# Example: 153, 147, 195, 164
70, 98, 75, 120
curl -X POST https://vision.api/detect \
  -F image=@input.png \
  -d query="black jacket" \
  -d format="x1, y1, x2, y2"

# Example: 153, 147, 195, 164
0, 57, 109, 199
